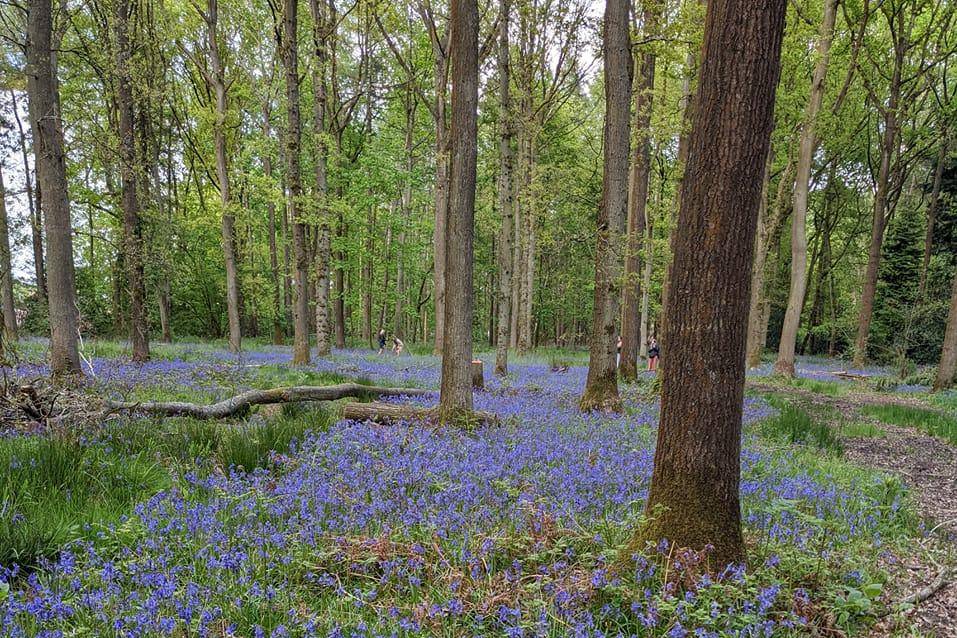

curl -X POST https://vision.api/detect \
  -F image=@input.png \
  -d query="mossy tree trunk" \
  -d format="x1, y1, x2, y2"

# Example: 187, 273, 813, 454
639, 0, 787, 568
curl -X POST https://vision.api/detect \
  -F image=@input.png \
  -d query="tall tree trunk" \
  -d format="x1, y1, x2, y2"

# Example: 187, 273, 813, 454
746, 157, 791, 367
494, 0, 514, 377
281, 0, 310, 364
638, 0, 786, 567
26, 0, 82, 377
310, 0, 332, 355
774, 0, 837, 377
439, 0, 478, 419
115, 0, 149, 363
639, 200, 654, 359
853, 26, 903, 368
394, 86, 414, 338
263, 112, 284, 345
433, 71, 450, 355
0, 165, 16, 342
935, 269, 957, 392
362, 208, 373, 346
10, 90, 46, 302
579, 0, 631, 413
334, 207, 346, 348
619, 1, 659, 381
509, 138, 522, 350
203, 0, 242, 354
918, 134, 948, 296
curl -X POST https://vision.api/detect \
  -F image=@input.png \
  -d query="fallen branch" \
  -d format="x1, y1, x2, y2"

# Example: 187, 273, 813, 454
832, 371, 869, 381
340, 401, 498, 426
106, 384, 431, 419
881, 567, 954, 616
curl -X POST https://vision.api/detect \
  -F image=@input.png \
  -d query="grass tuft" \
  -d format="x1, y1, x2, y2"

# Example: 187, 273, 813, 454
860, 404, 957, 445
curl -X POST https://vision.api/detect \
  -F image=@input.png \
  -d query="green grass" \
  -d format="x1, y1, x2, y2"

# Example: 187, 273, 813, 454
839, 421, 886, 438
0, 436, 170, 568
787, 377, 848, 397
759, 400, 843, 454
929, 389, 957, 412
860, 404, 957, 444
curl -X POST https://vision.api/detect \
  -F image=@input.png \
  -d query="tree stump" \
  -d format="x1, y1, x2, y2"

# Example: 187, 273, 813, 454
471, 360, 484, 389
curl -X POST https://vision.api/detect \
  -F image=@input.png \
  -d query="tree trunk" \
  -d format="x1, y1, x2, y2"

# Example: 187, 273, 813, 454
334, 209, 346, 348
430, 41, 451, 356
638, 0, 786, 568
918, 134, 948, 296
263, 110, 284, 345
114, 0, 149, 363
26, 0, 82, 377
309, 0, 332, 356
934, 270, 957, 392
774, 0, 837, 377
201, 0, 242, 354
639, 204, 653, 359
746, 157, 791, 367
579, 0, 631, 413
394, 86, 414, 338
281, 0, 311, 365
362, 208, 373, 346
619, 2, 658, 381
10, 90, 46, 303
494, 0, 514, 377
0, 165, 16, 342
439, 0, 478, 419
853, 27, 903, 368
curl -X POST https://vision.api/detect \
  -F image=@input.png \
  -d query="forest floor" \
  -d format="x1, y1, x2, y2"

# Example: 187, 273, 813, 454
1, 340, 956, 637
749, 376, 957, 637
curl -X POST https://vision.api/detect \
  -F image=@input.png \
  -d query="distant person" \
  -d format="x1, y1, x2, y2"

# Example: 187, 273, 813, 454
377, 328, 387, 355
648, 337, 660, 372
616, 335, 622, 367
392, 336, 404, 356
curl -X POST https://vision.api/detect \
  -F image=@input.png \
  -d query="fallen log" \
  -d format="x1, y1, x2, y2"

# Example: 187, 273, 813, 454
340, 401, 498, 426
832, 370, 869, 381
106, 384, 431, 419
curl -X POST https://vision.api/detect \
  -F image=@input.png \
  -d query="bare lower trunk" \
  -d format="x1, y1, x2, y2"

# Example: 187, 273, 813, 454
362, 209, 373, 346
746, 158, 791, 367
639, 214, 653, 359
27, 0, 82, 377
580, 0, 631, 413
439, 0, 478, 419
620, 5, 658, 381
639, 0, 786, 568
0, 166, 16, 342
774, 0, 837, 377
935, 270, 957, 391
281, 0, 310, 365
10, 90, 46, 302
494, 0, 514, 377
115, 0, 149, 363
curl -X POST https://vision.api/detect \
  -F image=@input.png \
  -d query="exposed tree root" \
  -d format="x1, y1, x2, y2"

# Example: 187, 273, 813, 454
881, 568, 954, 616
106, 384, 431, 419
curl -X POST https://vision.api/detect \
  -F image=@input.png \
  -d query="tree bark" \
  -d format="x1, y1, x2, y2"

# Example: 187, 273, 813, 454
935, 270, 957, 392
639, 0, 786, 568
439, 0, 478, 419
494, 0, 514, 377
0, 165, 17, 342
774, 0, 837, 377
579, 0, 631, 413
281, 0, 311, 365
619, 1, 659, 381
10, 90, 46, 303
309, 0, 332, 356
26, 0, 82, 377
746, 157, 791, 367
114, 0, 150, 363
918, 134, 948, 296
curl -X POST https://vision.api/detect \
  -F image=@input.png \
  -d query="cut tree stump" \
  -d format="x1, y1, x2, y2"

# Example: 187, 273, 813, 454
106, 384, 430, 419
471, 360, 484, 389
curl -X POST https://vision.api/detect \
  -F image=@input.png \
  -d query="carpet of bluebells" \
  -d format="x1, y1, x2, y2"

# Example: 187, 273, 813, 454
0, 342, 919, 637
